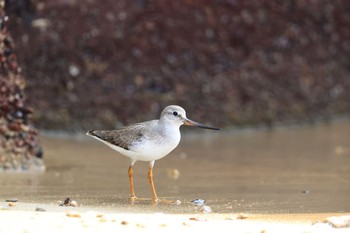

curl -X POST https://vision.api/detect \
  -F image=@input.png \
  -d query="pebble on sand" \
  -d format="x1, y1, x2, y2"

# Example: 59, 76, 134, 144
5, 199, 18, 203
174, 200, 182, 205
121, 220, 128, 225
236, 213, 249, 219
199, 205, 212, 213
98, 217, 107, 223
166, 168, 180, 180
66, 211, 81, 218
136, 223, 145, 228
189, 217, 207, 222
60, 197, 79, 207
35, 207, 46, 212
191, 199, 206, 206
8, 202, 16, 207
324, 216, 350, 228
69, 200, 79, 207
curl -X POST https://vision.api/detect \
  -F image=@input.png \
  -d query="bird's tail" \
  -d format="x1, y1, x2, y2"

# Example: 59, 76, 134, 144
86, 130, 95, 136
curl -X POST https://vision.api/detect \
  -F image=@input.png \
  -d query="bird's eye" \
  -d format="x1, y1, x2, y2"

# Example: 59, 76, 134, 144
173, 111, 178, 116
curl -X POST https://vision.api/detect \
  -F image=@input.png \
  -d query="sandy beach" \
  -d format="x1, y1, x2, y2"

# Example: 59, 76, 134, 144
1, 121, 350, 232
0, 202, 349, 233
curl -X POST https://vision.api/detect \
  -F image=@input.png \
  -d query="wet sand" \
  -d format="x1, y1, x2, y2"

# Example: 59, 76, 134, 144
0, 120, 350, 232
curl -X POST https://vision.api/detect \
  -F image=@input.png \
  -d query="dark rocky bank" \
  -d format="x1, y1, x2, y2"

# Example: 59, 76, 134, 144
0, 1, 43, 171
7, 0, 350, 131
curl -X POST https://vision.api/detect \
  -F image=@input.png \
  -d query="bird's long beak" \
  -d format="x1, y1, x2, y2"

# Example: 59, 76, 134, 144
183, 118, 220, 130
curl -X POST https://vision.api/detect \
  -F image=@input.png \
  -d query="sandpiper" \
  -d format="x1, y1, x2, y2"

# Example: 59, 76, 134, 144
86, 105, 219, 203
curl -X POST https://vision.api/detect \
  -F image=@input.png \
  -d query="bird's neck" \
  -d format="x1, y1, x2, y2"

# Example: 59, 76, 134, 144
157, 118, 181, 137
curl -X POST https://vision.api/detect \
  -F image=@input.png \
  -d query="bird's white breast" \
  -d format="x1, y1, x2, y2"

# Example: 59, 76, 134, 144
129, 124, 181, 162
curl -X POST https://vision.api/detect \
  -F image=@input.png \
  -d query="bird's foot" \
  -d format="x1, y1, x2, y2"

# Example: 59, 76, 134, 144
152, 198, 181, 205
129, 196, 138, 203
129, 196, 152, 203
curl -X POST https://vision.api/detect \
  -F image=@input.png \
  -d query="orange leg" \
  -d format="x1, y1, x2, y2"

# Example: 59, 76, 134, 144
128, 165, 137, 201
148, 163, 159, 203
147, 163, 181, 204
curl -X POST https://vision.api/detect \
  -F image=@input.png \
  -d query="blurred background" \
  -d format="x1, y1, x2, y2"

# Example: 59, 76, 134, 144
6, 0, 350, 131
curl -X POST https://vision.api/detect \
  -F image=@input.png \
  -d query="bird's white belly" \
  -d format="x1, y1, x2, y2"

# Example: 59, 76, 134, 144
101, 136, 179, 162
130, 136, 180, 161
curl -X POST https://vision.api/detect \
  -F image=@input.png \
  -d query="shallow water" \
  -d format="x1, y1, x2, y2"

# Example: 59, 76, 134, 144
0, 121, 349, 214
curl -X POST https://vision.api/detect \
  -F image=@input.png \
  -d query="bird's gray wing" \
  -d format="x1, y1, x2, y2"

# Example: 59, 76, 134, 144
87, 121, 154, 150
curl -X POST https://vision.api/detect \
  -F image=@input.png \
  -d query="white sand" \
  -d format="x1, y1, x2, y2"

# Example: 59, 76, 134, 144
0, 202, 349, 233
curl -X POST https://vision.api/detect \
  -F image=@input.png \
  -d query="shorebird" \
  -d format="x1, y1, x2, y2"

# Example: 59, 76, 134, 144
86, 105, 219, 203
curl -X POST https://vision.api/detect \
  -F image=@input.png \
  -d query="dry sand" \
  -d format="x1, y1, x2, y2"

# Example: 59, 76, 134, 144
1, 202, 349, 233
